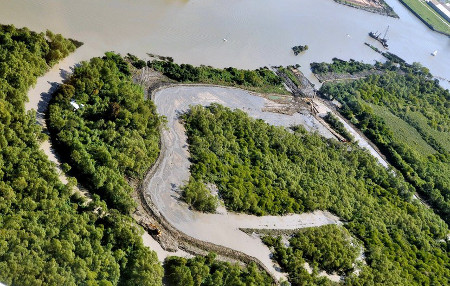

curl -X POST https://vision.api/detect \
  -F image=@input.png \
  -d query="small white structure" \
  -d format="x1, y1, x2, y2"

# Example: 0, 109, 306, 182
70, 99, 84, 110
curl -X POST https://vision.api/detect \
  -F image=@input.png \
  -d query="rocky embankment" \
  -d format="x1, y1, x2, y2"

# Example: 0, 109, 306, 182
314, 69, 384, 83
333, 0, 398, 18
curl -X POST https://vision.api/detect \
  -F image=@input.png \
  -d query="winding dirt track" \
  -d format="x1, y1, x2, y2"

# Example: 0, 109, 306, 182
26, 54, 342, 281
148, 86, 341, 280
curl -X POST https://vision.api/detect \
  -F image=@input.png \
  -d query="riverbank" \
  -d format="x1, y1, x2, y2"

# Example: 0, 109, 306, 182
334, 0, 399, 17
398, 0, 450, 36
1, 0, 449, 87
314, 69, 384, 83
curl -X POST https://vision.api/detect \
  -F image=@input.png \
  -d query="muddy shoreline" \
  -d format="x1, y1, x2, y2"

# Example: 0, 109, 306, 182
333, 0, 399, 18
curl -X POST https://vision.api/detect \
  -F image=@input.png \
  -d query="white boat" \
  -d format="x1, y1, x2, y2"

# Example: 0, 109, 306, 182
223, 38, 228, 42
432, 50, 438, 56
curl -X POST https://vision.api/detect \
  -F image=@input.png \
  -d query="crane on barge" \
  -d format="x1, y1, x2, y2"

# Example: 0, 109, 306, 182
369, 25, 389, 49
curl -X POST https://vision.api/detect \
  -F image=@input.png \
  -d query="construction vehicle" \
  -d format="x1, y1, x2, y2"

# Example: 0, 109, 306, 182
140, 220, 161, 236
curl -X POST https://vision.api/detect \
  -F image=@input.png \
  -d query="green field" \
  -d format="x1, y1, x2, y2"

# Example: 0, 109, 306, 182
367, 102, 436, 157
406, 110, 450, 152
400, 0, 450, 35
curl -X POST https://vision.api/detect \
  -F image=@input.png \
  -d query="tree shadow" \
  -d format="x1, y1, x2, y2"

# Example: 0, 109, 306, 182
59, 66, 76, 81
59, 68, 71, 81
35, 81, 60, 127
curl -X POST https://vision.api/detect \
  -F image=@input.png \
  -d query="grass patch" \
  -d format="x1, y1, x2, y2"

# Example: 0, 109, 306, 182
400, 0, 450, 35
406, 110, 450, 152
278, 66, 302, 87
367, 102, 436, 157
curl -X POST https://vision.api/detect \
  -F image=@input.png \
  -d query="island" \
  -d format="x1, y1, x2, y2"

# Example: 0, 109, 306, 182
292, 45, 309, 55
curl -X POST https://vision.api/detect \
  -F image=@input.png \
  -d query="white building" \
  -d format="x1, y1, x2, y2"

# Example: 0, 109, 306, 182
427, 0, 450, 23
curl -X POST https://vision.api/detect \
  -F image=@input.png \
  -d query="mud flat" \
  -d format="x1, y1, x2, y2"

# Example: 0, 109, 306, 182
146, 86, 340, 280
141, 232, 192, 263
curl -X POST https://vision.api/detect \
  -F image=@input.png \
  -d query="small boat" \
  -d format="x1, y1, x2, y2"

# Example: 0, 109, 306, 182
431, 50, 438, 56
223, 38, 228, 42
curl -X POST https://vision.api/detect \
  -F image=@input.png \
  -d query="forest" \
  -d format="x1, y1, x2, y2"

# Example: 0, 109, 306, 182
182, 104, 449, 285
148, 59, 287, 94
319, 61, 450, 224
47, 52, 163, 214
263, 225, 360, 285
164, 253, 273, 286
182, 176, 218, 213
0, 25, 162, 285
310, 58, 374, 75
45, 51, 274, 285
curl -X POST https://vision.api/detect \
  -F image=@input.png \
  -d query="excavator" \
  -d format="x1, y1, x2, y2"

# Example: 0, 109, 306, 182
140, 220, 161, 236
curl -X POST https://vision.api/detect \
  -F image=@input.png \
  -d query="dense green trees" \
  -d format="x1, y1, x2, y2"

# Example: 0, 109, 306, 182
263, 225, 360, 280
0, 25, 162, 285
44, 30, 81, 65
182, 176, 218, 213
0, 24, 77, 110
47, 52, 163, 214
148, 59, 287, 94
292, 45, 308, 55
182, 104, 449, 285
311, 58, 374, 75
164, 253, 273, 286
323, 112, 353, 142
320, 62, 450, 224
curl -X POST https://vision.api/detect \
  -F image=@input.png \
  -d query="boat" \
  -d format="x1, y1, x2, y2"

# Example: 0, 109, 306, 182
431, 50, 438, 56
369, 25, 389, 49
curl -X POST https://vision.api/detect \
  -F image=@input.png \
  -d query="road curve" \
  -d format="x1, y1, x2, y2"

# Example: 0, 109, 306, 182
148, 86, 341, 280
26, 52, 341, 281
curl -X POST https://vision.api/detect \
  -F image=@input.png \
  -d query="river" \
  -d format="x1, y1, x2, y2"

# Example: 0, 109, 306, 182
0, 0, 448, 88
7, 0, 446, 279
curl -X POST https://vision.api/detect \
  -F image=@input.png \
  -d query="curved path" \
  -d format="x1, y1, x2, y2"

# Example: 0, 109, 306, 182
25, 49, 191, 262
149, 86, 341, 280
26, 52, 341, 281
25, 48, 94, 195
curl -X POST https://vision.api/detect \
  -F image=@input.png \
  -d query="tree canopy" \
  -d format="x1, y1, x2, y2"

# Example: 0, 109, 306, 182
0, 25, 162, 285
164, 253, 273, 286
181, 104, 449, 285
47, 52, 163, 214
319, 61, 450, 224
263, 225, 360, 283
148, 59, 287, 94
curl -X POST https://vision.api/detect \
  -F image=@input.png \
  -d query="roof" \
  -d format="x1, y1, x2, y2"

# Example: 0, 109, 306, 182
70, 99, 84, 110
429, 0, 450, 17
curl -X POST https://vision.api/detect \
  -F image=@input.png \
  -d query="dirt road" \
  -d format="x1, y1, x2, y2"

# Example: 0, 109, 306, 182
149, 86, 341, 280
